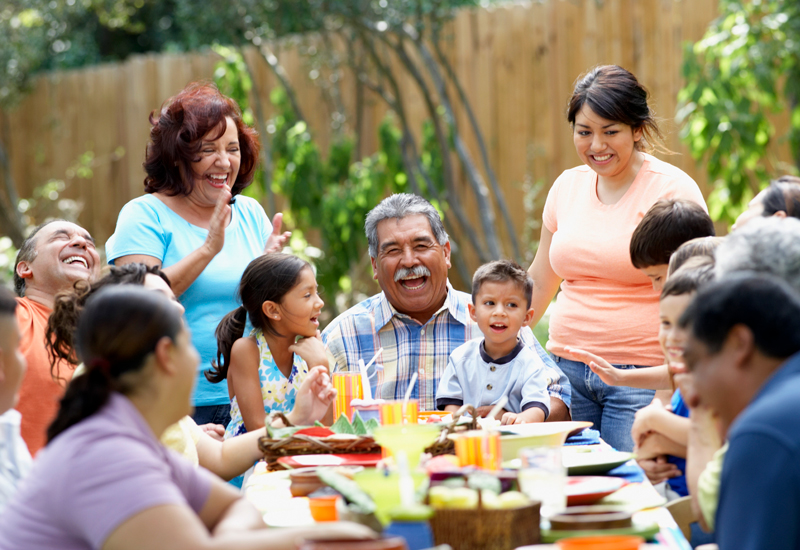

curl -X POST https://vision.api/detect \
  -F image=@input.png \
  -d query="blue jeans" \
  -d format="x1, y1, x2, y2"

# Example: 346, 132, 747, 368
553, 355, 655, 452
192, 404, 231, 428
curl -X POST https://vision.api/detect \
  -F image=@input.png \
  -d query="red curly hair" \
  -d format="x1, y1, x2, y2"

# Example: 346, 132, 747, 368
143, 82, 260, 197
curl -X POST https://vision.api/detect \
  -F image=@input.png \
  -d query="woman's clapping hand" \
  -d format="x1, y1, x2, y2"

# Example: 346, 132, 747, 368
202, 187, 232, 258
265, 212, 292, 254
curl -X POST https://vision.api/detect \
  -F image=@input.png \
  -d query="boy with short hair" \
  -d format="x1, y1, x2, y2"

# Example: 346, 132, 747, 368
0, 286, 31, 511
436, 260, 550, 424
630, 199, 715, 291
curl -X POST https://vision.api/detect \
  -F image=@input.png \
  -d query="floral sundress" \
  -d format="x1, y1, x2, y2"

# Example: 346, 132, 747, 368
224, 329, 309, 439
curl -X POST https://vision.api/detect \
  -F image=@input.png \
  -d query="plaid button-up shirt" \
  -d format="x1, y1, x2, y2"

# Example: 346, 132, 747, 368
322, 284, 570, 411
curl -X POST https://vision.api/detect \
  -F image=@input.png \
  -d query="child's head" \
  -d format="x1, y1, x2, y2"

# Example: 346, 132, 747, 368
209, 254, 321, 382
469, 260, 535, 353
733, 175, 800, 231
0, 286, 25, 414
667, 236, 724, 277
630, 199, 715, 291
658, 259, 715, 372
47, 263, 175, 369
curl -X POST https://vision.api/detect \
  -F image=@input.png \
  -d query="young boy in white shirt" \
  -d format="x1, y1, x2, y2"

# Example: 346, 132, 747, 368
436, 260, 550, 424
0, 286, 31, 511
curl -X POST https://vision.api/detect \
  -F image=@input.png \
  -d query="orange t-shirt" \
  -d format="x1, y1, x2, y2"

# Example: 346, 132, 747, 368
16, 297, 73, 455
542, 153, 707, 366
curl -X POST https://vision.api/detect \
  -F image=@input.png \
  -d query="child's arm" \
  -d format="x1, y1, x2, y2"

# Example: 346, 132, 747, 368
636, 431, 687, 460
229, 337, 268, 433
631, 398, 689, 448
565, 346, 672, 390
195, 427, 265, 481
501, 407, 545, 425
686, 406, 723, 532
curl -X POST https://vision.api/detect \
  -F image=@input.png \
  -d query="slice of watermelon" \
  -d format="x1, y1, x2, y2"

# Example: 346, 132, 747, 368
294, 426, 336, 438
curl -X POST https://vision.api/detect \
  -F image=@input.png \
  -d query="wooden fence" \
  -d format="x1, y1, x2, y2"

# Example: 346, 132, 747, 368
1, 0, 724, 261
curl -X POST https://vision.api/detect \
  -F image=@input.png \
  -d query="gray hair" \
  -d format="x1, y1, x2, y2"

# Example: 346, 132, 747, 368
13, 220, 63, 297
716, 216, 800, 293
365, 194, 449, 258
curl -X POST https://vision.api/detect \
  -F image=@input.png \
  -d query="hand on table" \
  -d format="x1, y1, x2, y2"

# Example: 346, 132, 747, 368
287, 366, 336, 426
501, 412, 523, 425
638, 455, 681, 484
564, 346, 622, 386
264, 212, 292, 254
199, 423, 225, 441
474, 405, 507, 419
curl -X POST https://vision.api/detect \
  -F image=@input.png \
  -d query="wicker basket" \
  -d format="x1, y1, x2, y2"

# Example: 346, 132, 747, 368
258, 412, 381, 470
429, 496, 541, 550
424, 404, 479, 457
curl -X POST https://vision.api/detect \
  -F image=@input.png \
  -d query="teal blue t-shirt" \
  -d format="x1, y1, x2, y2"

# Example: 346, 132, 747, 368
105, 194, 270, 406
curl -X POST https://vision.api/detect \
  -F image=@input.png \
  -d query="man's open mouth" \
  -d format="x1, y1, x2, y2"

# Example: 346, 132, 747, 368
399, 276, 427, 290
63, 256, 89, 268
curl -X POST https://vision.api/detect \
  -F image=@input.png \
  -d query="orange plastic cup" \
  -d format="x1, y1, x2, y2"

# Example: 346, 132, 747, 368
308, 495, 339, 522
454, 430, 502, 470
332, 373, 363, 421
380, 399, 419, 425
556, 535, 644, 550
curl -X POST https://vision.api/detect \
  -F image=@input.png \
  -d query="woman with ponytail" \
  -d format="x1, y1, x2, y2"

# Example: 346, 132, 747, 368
46, 263, 325, 481
207, 253, 333, 440
0, 286, 374, 549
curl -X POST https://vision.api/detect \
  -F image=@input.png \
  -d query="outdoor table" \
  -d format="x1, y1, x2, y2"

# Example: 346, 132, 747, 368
242, 431, 692, 549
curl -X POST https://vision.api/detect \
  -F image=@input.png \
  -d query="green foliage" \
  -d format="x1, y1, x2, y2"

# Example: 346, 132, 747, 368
1, 0, 489, 108
0, 151, 93, 286
267, 86, 410, 311
677, 0, 800, 224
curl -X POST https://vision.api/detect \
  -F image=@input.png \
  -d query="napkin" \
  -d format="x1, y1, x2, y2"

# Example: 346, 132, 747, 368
564, 428, 601, 446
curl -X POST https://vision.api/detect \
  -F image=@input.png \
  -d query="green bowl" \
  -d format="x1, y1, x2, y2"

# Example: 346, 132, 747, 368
353, 469, 428, 525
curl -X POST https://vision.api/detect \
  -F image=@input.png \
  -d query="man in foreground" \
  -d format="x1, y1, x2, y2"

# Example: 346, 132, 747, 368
681, 273, 800, 550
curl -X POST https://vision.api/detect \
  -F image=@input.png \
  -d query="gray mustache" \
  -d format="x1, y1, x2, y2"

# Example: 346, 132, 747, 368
394, 265, 431, 282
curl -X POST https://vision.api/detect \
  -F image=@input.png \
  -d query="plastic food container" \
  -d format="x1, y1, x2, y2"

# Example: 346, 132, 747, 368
308, 495, 339, 522
556, 534, 644, 550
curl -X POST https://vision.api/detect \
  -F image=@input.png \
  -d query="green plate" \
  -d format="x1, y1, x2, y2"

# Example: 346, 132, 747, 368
541, 518, 660, 543
562, 448, 634, 476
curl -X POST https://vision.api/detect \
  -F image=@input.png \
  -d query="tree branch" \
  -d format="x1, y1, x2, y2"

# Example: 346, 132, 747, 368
429, 26, 520, 259
253, 40, 307, 123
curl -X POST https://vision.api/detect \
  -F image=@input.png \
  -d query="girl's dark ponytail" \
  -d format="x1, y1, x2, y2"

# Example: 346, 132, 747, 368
207, 253, 310, 383
206, 305, 247, 383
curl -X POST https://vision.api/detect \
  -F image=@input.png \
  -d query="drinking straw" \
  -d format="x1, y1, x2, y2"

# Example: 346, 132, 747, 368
487, 395, 509, 426
358, 359, 372, 401
402, 372, 418, 422
358, 347, 384, 402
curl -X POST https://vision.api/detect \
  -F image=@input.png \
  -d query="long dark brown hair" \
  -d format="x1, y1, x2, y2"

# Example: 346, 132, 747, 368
47, 286, 184, 442
47, 263, 171, 376
206, 253, 311, 383
567, 65, 666, 153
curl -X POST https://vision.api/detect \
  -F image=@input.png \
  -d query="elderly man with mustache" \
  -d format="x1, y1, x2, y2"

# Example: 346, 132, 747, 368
322, 194, 570, 420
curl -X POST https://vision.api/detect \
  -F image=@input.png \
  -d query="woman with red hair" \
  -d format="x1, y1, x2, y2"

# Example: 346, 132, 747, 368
106, 82, 290, 427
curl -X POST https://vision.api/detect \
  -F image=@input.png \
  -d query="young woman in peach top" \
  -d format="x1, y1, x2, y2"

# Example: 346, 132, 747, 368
526, 65, 706, 451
